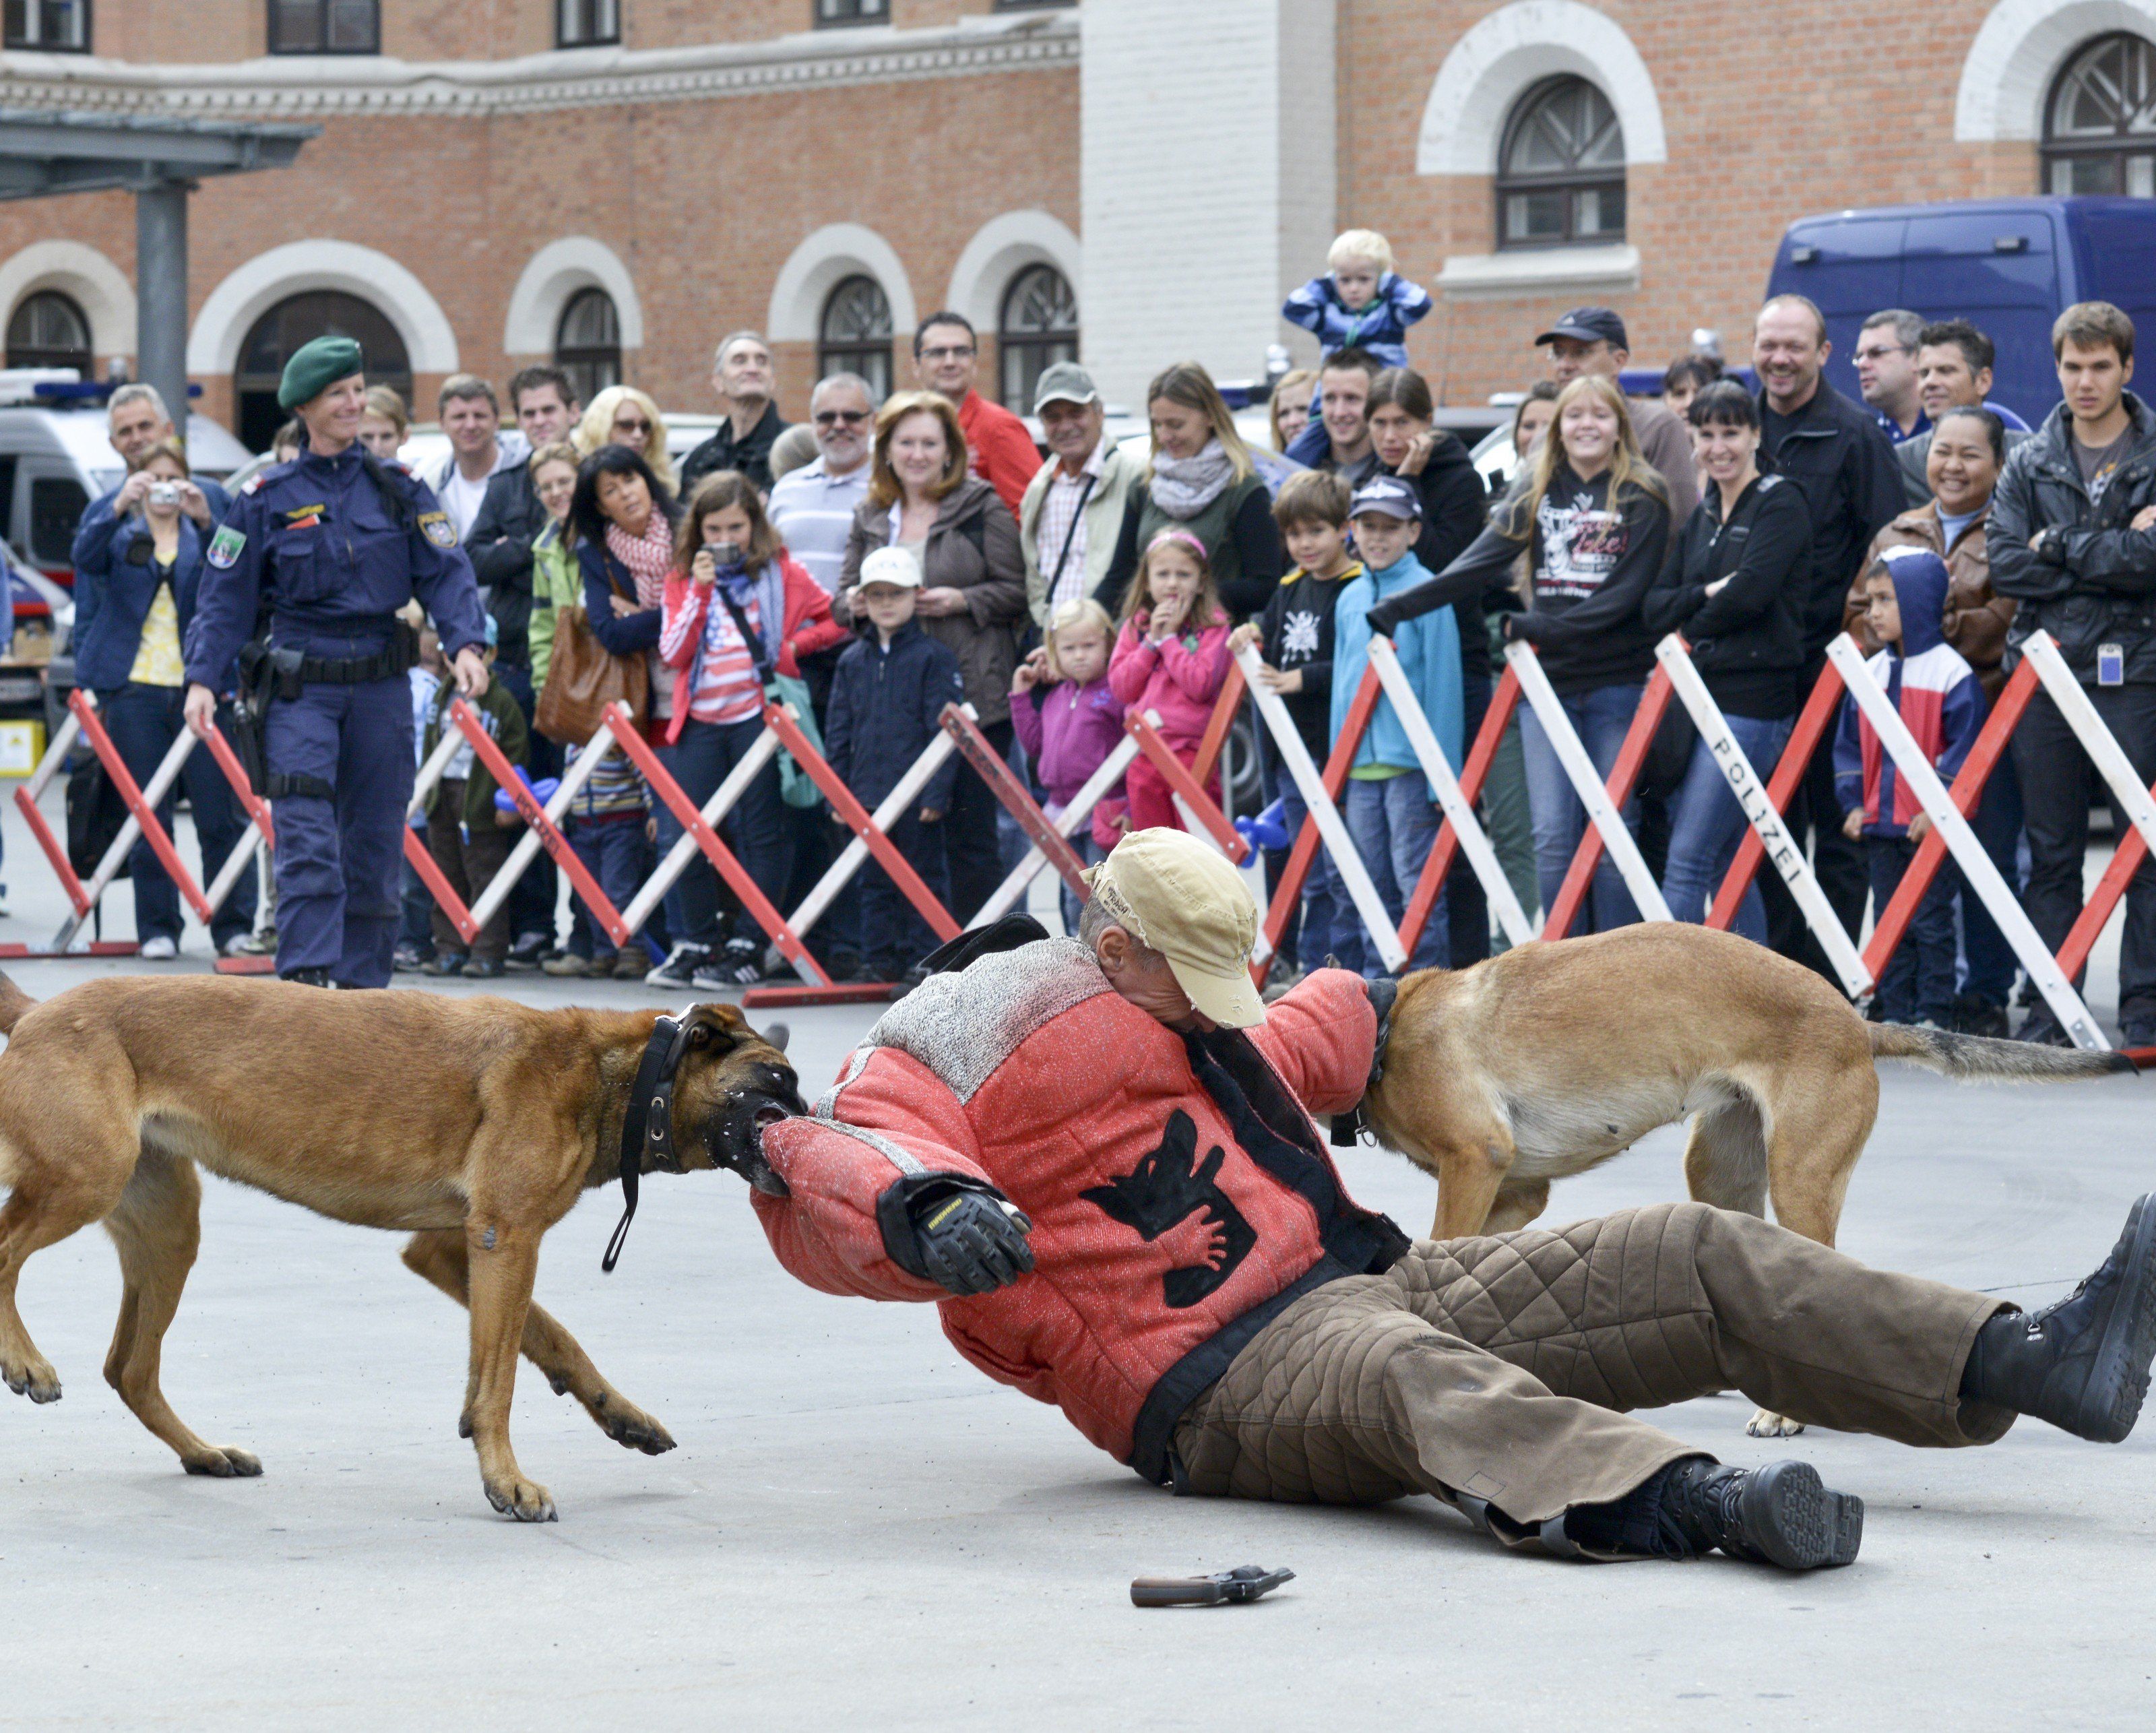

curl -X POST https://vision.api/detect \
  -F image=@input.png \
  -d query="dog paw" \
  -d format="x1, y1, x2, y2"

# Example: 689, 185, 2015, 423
1746, 1408, 1807, 1439
484, 1475, 558, 1523
600, 1406, 676, 1456
183, 1446, 263, 1479
3, 1356, 61, 1404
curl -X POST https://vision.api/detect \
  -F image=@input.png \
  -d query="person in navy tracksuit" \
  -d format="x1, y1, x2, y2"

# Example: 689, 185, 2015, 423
821, 546, 963, 982
184, 336, 489, 989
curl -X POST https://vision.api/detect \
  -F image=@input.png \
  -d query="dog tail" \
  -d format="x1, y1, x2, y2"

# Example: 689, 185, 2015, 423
0, 969, 33, 1037
1868, 1021, 2135, 1080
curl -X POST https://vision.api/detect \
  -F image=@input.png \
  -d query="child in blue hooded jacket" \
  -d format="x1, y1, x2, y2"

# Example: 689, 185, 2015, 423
1281, 229, 1432, 370
1835, 546, 1986, 1026
1327, 476, 1463, 976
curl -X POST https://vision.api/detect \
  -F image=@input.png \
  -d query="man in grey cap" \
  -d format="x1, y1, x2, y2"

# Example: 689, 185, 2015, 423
1538, 307, 1699, 517
1019, 362, 1143, 627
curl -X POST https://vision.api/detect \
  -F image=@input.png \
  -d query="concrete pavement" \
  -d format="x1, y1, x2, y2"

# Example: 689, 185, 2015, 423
1, 809, 2153, 1729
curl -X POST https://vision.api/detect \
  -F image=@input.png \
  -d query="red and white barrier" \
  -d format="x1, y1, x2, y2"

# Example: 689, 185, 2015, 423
1827, 632, 2107, 1049
1654, 634, 1873, 998
778, 704, 968, 949
35, 690, 270, 958
1234, 643, 1408, 972
1124, 706, 1250, 864
968, 732, 1141, 928
1504, 639, 1673, 930
1364, 637, 1535, 949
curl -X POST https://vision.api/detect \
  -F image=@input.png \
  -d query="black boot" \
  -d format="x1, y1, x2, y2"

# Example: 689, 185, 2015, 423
1959, 1191, 2156, 1443
283, 967, 334, 988
1666, 1458, 1862, 1569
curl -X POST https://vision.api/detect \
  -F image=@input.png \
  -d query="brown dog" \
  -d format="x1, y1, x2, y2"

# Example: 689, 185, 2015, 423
1361, 925, 2128, 1433
0, 973, 802, 1521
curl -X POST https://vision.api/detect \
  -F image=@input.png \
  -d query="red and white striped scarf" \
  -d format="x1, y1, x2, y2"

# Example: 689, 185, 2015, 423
606, 513, 675, 608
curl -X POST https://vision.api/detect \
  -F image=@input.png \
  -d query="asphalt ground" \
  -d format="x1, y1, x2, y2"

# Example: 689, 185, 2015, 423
1, 795, 2151, 1730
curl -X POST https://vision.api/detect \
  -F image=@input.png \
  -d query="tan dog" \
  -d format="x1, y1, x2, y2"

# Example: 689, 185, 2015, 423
1362, 925, 2129, 1435
0, 973, 802, 1521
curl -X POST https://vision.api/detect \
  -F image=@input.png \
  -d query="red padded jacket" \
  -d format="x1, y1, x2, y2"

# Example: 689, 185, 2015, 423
752, 941, 1405, 1482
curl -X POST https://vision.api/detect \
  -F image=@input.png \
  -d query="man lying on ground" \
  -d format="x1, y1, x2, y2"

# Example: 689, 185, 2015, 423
746, 827, 2156, 1569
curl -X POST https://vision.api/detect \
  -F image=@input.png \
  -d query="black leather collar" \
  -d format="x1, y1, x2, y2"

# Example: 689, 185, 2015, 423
602, 1006, 703, 1273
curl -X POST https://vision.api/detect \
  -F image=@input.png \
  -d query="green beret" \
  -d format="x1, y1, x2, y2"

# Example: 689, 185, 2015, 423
277, 335, 365, 411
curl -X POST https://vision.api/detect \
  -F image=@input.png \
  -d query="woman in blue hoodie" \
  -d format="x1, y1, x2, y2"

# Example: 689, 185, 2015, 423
1327, 475, 1463, 975
71, 437, 256, 958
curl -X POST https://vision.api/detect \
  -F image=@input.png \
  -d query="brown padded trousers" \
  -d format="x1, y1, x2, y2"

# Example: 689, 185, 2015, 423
1170, 1203, 2015, 1532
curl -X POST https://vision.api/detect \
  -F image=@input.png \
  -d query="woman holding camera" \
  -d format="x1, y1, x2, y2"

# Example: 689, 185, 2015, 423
71, 437, 257, 957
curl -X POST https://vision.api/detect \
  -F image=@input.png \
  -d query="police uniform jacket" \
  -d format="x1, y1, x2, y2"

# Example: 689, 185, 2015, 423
183, 443, 488, 691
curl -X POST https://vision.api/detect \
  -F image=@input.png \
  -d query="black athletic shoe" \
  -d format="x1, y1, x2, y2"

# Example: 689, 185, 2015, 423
2120, 1012, 2156, 1052
643, 943, 711, 990
424, 951, 466, 978
507, 930, 550, 972
282, 966, 335, 989
1961, 1192, 2156, 1443
1953, 992, 2010, 1039
1657, 1459, 1864, 1570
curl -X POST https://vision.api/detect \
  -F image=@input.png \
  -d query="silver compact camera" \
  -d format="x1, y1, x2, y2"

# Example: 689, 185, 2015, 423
148, 481, 181, 507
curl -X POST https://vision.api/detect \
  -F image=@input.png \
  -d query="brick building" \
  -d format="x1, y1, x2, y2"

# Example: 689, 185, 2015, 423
0, 0, 2147, 448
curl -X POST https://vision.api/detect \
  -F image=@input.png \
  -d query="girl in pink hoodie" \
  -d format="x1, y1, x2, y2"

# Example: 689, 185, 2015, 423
1108, 528, 1232, 833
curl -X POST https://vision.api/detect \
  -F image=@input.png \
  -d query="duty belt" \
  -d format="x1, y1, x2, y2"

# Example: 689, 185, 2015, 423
294, 644, 406, 683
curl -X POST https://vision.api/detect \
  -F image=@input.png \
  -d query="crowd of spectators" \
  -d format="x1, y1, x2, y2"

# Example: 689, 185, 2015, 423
54, 223, 2156, 1039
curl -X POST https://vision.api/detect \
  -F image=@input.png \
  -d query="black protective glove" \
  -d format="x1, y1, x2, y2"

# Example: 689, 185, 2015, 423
912, 1189, 1036, 1296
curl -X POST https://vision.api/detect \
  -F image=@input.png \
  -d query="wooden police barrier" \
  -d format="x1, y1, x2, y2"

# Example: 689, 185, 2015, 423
1246, 662, 1386, 982
1653, 634, 1873, 999
1122, 707, 1251, 864
1232, 642, 1407, 974
1363, 637, 1535, 953
1397, 664, 1526, 959
1502, 640, 1674, 935
604, 703, 838, 990
1827, 633, 2109, 1049
46, 689, 268, 957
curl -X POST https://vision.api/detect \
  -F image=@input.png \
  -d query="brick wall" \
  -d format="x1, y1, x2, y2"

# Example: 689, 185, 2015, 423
1336, 0, 2048, 406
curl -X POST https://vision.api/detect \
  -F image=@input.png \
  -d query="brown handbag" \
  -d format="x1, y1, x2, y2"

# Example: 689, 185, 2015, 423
536, 565, 649, 746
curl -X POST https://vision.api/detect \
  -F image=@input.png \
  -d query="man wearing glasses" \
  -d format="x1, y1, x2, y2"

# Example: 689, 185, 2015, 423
680, 330, 790, 493
914, 310, 1042, 515
767, 373, 879, 598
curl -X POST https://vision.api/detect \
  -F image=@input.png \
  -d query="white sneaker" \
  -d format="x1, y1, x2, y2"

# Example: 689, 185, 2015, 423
220, 932, 257, 957
139, 935, 178, 961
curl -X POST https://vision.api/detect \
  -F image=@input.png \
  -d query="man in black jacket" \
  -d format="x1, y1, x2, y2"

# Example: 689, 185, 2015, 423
680, 332, 789, 495
1752, 294, 1905, 984
1990, 302, 2156, 1048
464, 363, 580, 966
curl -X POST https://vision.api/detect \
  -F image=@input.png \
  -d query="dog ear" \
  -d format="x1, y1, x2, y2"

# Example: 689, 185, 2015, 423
681, 1003, 751, 1051
758, 1021, 790, 1054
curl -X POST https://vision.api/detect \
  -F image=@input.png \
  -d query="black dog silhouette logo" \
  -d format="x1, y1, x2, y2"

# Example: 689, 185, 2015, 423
1081, 1110, 1257, 1307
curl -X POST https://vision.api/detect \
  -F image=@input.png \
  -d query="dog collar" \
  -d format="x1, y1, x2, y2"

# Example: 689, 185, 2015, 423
602, 1004, 705, 1273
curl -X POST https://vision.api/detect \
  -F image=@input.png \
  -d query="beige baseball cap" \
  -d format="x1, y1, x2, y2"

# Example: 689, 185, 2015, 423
1083, 827, 1265, 1029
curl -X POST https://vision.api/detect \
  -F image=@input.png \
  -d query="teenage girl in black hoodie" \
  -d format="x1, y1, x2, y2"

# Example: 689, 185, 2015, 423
1367, 373, 1671, 932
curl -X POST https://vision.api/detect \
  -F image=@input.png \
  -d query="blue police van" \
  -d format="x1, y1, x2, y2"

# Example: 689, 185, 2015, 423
1764, 197, 2156, 427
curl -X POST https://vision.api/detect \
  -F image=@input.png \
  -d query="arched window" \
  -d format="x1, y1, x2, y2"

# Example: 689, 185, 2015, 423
1494, 75, 1626, 249
235, 290, 410, 455
2043, 33, 2156, 197
5, 290, 92, 376
998, 263, 1077, 411
819, 275, 893, 401
554, 287, 621, 406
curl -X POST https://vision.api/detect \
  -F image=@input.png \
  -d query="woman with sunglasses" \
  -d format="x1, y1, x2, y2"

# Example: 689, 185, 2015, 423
573, 385, 676, 495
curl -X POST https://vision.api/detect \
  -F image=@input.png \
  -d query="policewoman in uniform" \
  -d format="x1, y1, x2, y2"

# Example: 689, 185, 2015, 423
184, 336, 490, 988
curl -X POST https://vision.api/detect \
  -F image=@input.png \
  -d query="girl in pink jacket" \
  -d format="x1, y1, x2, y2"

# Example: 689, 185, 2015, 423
1108, 528, 1233, 832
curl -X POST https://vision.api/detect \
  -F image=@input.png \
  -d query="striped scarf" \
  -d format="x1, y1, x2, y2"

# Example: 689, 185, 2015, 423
606, 512, 675, 608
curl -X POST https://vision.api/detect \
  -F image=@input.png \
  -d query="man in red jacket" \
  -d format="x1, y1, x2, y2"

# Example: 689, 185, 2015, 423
749, 829, 2156, 1571
914, 311, 1042, 516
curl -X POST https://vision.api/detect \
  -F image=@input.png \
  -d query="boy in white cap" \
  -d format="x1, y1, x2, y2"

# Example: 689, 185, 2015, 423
746, 826, 2156, 1572
821, 544, 965, 982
